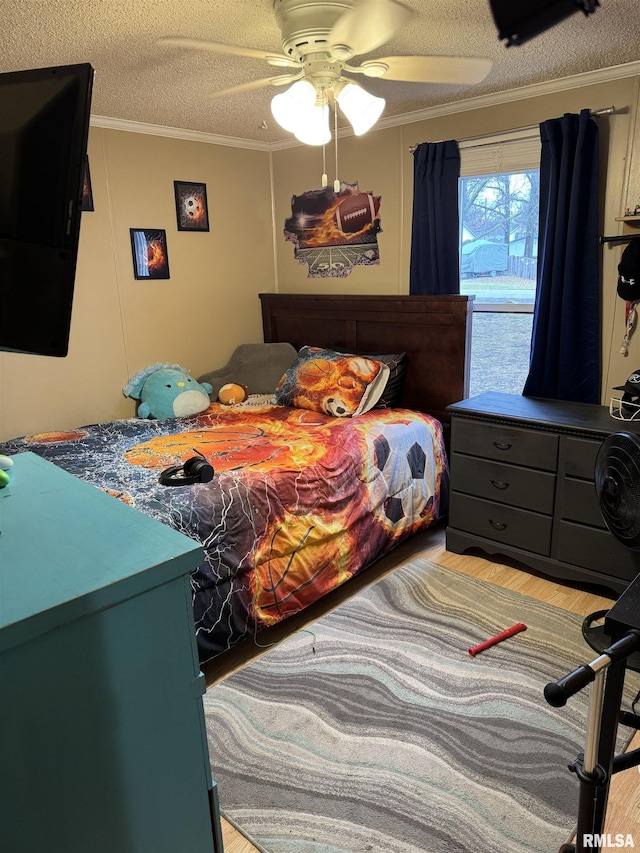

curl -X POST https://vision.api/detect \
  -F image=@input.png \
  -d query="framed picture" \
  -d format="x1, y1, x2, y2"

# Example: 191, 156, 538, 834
174, 180, 209, 231
81, 156, 94, 211
130, 228, 170, 280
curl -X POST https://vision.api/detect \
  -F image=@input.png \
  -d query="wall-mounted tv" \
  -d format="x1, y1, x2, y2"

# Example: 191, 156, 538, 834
0, 62, 94, 357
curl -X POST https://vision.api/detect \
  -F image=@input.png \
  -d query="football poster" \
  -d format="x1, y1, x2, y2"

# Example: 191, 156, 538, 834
284, 181, 382, 278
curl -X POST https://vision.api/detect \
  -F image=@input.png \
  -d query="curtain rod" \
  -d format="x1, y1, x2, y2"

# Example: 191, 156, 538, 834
600, 233, 640, 245
408, 106, 616, 153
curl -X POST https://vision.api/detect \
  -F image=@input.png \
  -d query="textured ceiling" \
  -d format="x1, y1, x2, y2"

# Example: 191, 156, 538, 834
3, 0, 640, 145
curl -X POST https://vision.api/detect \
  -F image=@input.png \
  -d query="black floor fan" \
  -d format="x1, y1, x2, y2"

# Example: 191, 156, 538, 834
545, 432, 640, 853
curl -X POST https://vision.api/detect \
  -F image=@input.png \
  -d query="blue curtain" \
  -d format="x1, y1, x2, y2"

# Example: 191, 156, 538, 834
410, 140, 460, 295
523, 109, 600, 403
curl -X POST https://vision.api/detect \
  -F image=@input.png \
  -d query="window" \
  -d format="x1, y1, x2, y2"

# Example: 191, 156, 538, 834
458, 131, 541, 397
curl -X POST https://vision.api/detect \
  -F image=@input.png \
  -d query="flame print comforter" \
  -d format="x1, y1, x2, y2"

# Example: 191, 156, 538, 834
0, 401, 448, 662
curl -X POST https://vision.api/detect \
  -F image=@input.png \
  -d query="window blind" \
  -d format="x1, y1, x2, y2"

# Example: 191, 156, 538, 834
459, 129, 541, 176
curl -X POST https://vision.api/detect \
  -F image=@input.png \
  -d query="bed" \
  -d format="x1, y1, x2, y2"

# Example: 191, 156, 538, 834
0, 294, 471, 663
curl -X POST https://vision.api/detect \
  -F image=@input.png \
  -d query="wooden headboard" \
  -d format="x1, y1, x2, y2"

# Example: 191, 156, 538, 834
260, 293, 472, 430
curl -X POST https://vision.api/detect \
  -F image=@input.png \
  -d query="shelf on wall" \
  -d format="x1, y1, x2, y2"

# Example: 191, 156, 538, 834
615, 216, 640, 222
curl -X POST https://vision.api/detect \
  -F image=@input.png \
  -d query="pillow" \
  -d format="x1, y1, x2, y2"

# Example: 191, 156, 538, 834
333, 349, 408, 408
274, 346, 390, 417
197, 342, 297, 400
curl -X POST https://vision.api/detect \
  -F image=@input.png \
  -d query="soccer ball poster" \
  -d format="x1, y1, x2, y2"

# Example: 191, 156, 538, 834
174, 181, 209, 232
284, 181, 382, 278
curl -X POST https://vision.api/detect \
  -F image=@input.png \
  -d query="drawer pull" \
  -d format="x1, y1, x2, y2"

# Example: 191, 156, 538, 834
493, 441, 513, 451
490, 479, 509, 490
489, 519, 508, 531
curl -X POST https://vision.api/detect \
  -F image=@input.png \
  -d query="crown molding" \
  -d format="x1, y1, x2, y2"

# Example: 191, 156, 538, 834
90, 115, 272, 150
92, 59, 640, 152
375, 59, 640, 132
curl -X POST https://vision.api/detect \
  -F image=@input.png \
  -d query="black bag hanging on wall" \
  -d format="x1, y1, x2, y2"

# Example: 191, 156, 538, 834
617, 240, 640, 301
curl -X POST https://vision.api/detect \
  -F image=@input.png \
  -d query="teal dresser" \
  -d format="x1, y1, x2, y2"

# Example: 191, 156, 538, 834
0, 452, 224, 853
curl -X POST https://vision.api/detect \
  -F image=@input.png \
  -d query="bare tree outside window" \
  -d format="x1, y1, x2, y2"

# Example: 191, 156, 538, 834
459, 170, 539, 396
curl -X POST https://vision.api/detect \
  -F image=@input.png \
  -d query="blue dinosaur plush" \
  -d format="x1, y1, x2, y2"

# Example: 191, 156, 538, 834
123, 363, 213, 419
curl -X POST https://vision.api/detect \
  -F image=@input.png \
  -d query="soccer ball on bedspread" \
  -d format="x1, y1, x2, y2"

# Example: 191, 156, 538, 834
365, 421, 435, 532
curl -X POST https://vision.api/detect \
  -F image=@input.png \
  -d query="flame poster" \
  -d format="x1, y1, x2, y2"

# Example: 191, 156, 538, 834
284, 182, 382, 278
130, 228, 170, 280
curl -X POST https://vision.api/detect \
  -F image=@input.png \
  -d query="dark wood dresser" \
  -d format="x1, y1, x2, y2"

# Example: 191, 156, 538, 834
446, 392, 640, 594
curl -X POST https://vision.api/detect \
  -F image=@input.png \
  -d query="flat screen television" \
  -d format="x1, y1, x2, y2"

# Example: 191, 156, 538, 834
0, 62, 94, 357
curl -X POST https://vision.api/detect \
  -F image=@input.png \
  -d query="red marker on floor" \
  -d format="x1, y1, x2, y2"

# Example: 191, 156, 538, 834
469, 623, 527, 657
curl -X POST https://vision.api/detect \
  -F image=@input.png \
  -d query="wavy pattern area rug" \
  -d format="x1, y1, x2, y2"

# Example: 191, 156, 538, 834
203, 558, 637, 853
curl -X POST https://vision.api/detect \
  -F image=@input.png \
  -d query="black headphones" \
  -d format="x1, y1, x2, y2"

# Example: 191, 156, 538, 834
159, 452, 214, 487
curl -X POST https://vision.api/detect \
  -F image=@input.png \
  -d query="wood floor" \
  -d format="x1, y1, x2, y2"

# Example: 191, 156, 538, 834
202, 525, 640, 853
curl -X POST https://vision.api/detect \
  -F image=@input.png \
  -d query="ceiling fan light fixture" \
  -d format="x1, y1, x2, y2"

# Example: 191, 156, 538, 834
271, 80, 330, 145
293, 102, 331, 146
335, 81, 385, 136
270, 79, 316, 133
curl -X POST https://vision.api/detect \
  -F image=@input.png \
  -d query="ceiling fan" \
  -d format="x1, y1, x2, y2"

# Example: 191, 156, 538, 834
158, 0, 493, 144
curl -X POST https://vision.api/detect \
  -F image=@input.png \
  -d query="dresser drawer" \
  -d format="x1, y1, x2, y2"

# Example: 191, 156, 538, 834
449, 493, 553, 555
452, 418, 558, 471
558, 477, 604, 528
554, 520, 640, 582
561, 436, 602, 480
450, 454, 556, 513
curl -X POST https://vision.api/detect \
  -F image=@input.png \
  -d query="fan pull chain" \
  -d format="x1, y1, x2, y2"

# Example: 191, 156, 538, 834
321, 137, 328, 188
333, 104, 340, 193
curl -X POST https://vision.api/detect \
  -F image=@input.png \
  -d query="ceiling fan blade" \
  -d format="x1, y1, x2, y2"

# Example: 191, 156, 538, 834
210, 73, 302, 99
156, 38, 299, 69
357, 55, 493, 84
328, 0, 414, 58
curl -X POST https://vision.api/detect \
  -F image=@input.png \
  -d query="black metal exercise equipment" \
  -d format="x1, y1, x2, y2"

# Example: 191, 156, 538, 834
545, 432, 640, 853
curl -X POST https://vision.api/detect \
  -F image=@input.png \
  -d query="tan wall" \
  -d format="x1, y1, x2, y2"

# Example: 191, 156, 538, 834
0, 129, 275, 441
272, 126, 405, 294
272, 74, 640, 405
3, 72, 640, 442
